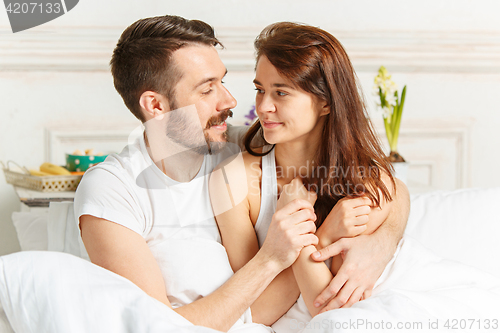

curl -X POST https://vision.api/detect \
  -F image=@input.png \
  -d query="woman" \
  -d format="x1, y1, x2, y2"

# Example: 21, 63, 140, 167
210, 22, 399, 323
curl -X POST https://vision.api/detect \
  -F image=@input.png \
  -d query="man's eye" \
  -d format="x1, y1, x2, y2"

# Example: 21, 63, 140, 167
202, 89, 213, 95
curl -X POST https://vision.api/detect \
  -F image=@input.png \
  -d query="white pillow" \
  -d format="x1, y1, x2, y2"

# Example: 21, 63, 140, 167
406, 187, 500, 279
11, 211, 48, 251
0, 300, 14, 333
48, 202, 89, 260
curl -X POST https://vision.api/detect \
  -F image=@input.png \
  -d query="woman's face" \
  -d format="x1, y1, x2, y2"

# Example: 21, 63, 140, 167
253, 56, 328, 145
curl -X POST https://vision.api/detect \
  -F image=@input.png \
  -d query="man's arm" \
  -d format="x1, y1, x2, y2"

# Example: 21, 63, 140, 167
311, 178, 410, 312
212, 194, 303, 325
81, 215, 287, 332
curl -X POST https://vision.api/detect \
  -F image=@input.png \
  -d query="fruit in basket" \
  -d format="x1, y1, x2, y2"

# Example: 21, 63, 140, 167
29, 169, 52, 176
40, 162, 71, 175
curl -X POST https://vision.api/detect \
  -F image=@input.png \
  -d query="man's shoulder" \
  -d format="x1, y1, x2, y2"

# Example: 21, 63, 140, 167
78, 139, 148, 189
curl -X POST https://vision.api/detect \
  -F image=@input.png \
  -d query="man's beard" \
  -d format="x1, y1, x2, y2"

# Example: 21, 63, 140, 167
165, 103, 233, 155
203, 109, 233, 154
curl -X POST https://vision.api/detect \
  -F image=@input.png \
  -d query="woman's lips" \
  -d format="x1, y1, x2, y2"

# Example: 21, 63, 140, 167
262, 121, 282, 129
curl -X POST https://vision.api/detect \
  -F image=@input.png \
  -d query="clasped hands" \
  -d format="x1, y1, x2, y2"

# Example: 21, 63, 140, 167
263, 176, 378, 313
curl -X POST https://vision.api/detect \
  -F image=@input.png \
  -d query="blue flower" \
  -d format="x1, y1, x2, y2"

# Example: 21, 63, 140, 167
244, 105, 257, 126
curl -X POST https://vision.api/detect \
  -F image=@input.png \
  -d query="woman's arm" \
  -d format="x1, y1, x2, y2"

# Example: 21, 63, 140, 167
209, 154, 312, 325
291, 245, 332, 316
291, 173, 397, 316
269, 177, 331, 317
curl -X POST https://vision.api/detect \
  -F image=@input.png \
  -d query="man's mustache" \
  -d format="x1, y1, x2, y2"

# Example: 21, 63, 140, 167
205, 110, 233, 129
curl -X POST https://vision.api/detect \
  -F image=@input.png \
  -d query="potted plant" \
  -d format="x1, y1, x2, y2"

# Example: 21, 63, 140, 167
373, 66, 408, 182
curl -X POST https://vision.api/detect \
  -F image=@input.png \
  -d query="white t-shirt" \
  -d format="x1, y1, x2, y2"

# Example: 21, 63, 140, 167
74, 131, 243, 309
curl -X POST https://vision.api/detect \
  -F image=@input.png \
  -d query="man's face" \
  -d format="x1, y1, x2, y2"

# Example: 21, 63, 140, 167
166, 44, 237, 153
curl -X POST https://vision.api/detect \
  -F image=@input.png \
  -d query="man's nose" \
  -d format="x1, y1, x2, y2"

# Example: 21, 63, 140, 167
218, 85, 237, 111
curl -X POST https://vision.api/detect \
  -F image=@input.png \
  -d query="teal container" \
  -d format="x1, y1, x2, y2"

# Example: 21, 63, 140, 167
65, 154, 108, 172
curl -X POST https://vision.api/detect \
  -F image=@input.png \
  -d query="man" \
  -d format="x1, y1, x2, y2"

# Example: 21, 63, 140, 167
74, 15, 409, 331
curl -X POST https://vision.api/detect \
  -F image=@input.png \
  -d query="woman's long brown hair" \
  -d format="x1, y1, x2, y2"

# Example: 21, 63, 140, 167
244, 22, 395, 225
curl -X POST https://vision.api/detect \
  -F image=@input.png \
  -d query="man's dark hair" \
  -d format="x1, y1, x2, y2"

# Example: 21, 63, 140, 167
110, 15, 222, 122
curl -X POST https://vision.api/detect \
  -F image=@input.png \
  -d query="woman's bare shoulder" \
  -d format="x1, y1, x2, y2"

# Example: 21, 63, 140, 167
242, 150, 263, 178
210, 149, 263, 194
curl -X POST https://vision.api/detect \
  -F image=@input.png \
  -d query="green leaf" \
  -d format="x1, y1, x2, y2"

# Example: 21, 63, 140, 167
390, 90, 399, 132
399, 85, 407, 113
392, 85, 407, 151
378, 87, 387, 110
384, 117, 393, 148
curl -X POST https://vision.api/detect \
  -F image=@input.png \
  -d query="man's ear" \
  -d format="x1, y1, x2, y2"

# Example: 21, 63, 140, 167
139, 91, 169, 120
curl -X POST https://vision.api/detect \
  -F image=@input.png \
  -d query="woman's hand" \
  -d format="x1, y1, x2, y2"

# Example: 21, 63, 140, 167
317, 196, 372, 247
260, 177, 319, 271
260, 198, 318, 271
277, 176, 317, 210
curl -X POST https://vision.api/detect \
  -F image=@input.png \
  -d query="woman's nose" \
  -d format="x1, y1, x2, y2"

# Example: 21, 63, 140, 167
256, 94, 276, 114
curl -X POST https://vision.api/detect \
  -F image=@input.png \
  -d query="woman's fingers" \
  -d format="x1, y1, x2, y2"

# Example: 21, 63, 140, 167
299, 233, 319, 247
294, 218, 317, 235
275, 199, 314, 217
350, 224, 367, 236
339, 196, 371, 209
289, 208, 316, 225
352, 204, 371, 216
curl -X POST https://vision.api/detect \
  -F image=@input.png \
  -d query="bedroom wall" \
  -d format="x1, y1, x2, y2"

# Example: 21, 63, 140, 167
1, 0, 500, 255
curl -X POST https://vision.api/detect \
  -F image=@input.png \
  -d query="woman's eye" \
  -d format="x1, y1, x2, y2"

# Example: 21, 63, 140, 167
254, 88, 264, 94
277, 91, 287, 96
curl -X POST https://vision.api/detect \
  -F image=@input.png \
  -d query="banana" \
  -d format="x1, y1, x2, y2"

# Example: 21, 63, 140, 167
29, 169, 52, 177
40, 162, 71, 175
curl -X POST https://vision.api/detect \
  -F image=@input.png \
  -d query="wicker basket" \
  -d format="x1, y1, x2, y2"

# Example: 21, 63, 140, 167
1, 161, 82, 192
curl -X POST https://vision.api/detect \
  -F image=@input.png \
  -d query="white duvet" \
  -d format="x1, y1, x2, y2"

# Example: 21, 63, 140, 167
273, 236, 500, 333
1, 234, 499, 333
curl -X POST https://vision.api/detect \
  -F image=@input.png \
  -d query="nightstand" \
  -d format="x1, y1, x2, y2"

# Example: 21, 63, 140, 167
13, 186, 75, 212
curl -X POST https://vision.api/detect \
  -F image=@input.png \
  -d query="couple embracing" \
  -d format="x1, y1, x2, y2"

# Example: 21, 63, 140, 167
75, 15, 410, 332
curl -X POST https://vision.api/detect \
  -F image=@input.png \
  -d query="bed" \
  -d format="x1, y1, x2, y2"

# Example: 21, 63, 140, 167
1, 187, 500, 332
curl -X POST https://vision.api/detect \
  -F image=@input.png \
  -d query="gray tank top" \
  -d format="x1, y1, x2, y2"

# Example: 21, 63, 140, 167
254, 146, 277, 247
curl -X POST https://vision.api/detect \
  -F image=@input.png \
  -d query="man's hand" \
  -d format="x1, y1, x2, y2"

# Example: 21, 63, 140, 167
311, 178, 410, 312
317, 196, 372, 246
310, 234, 393, 312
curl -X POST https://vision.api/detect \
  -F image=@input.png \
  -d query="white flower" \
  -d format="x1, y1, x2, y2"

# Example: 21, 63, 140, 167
373, 66, 398, 118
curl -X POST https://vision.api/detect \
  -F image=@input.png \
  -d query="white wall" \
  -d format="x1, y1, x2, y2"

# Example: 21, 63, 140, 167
1, 0, 500, 255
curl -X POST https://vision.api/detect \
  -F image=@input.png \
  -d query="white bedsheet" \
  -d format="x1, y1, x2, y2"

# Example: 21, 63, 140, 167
0, 251, 274, 333
1, 235, 499, 333
2, 187, 500, 333
273, 235, 500, 333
